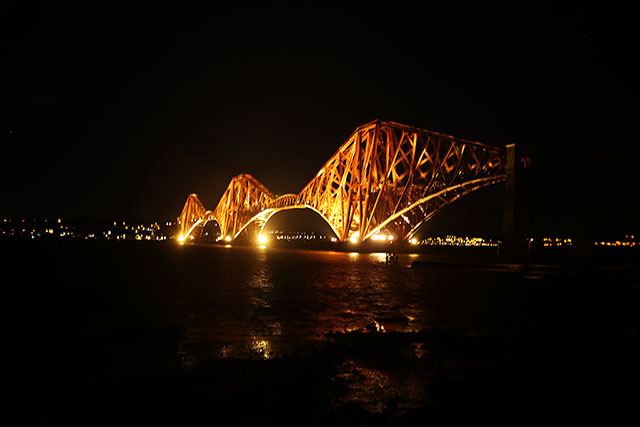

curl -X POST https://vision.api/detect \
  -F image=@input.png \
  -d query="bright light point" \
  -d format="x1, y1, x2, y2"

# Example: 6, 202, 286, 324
410, 238, 418, 245
224, 244, 232, 248
258, 235, 267, 244
178, 235, 185, 242
225, 236, 231, 242
259, 245, 266, 249
387, 235, 394, 241
350, 231, 360, 243
371, 234, 386, 241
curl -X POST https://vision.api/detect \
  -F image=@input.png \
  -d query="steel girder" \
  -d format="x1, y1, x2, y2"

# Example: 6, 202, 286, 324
177, 120, 506, 242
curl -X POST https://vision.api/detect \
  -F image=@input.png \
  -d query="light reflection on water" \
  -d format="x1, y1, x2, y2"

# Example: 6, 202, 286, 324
177, 245, 430, 364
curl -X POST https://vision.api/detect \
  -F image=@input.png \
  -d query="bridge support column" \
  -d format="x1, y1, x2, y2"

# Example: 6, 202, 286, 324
501, 143, 517, 260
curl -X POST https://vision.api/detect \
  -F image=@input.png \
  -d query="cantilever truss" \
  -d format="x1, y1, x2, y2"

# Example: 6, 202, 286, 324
178, 120, 506, 242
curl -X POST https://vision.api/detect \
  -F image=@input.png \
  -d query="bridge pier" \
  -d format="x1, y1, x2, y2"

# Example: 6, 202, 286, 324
501, 143, 516, 250
501, 143, 526, 262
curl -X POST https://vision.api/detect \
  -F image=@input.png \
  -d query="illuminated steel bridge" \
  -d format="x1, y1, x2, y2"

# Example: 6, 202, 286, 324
177, 120, 507, 243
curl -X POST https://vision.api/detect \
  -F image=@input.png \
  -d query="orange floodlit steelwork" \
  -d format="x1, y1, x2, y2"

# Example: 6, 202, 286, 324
177, 120, 506, 242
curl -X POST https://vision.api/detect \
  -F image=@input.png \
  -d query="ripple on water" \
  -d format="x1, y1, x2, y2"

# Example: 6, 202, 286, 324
177, 246, 431, 362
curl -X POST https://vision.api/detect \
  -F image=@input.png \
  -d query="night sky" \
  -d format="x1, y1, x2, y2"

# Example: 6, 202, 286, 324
3, 2, 638, 235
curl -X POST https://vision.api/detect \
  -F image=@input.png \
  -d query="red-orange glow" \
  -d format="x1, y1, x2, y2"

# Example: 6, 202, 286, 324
177, 121, 506, 242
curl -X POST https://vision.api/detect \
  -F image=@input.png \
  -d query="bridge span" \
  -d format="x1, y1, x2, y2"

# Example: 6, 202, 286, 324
177, 120, 506, 243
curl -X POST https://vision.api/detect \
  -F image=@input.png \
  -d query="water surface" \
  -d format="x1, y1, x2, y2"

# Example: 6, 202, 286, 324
7, 241, 639, 425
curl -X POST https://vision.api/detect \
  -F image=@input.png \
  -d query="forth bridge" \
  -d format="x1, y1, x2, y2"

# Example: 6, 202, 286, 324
177, 120, 508, 243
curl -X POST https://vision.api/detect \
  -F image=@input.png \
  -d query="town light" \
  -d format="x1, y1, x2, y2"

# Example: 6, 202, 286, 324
258, 234, 267, 244
178, 234, 185, 242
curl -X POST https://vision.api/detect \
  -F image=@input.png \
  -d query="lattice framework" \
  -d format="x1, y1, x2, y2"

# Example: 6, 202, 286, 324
177, 120, 506, 242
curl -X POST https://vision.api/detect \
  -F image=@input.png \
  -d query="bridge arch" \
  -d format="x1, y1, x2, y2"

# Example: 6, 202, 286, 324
234, 205, 340, 242
361, 176, 505, 241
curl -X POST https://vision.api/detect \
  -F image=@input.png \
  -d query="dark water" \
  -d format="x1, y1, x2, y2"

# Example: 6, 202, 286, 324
5, 241, 640, 425
178, 246, 450, 362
